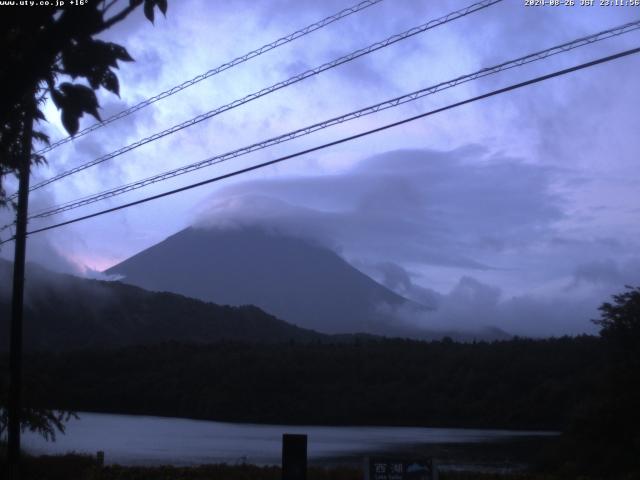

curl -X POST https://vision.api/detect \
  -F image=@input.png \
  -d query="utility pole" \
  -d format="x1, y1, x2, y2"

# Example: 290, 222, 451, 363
7, 98, 34, 480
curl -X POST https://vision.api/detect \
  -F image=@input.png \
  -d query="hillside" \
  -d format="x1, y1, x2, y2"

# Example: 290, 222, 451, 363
0, 259, 324, 352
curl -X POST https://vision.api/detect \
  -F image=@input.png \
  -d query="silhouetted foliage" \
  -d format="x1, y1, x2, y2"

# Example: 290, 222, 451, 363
0, 336, 603, 431
0, 0, 169, 443
554, 287, 640, 478
0, 451, 99, 480
0, 0, 168, 207
0, 451, 568, 480
594, 286, 640, 371
0, 407, 75, 443
0, 453, 363, 480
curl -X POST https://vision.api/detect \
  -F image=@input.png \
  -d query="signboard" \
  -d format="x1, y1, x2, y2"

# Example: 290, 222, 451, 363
365, 457, 438, 480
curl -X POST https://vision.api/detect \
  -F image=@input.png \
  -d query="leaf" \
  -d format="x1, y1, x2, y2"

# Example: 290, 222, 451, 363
109, 43, 134, 62
87, 70, 103, 89
62, 39, 128, 80
32, 153, 48, 166
85, 106, 102, 122
144, 0, 155, 23
61, 110, 80, 136
91, 40, 119, 68
59, 83, 102, 121
33, 131, 50, 145
157, 0, 167, 15
101, 70, 120, 96
50, 89, 64, 109
34, 109, 46, 122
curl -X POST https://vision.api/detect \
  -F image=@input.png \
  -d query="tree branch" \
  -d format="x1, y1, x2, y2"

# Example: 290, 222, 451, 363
102, 3, 139, 31
102, 0, 119, 16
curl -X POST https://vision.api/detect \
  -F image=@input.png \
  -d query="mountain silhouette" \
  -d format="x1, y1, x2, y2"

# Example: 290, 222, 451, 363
106, 226, 428, 335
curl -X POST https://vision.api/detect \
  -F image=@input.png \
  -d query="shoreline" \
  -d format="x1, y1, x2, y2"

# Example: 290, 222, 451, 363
20, 435, 558, 473
310, 436, 557, 471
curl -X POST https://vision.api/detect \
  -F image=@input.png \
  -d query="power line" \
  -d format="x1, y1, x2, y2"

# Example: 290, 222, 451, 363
2, 45, 636, 245
21, 0, 502, 196
26, 19, 640, 220
35, 0, 385, 156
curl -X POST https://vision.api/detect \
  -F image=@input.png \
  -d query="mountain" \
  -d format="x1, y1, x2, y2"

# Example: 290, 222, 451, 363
106, 226, 428, 336
0, 259, 324, 352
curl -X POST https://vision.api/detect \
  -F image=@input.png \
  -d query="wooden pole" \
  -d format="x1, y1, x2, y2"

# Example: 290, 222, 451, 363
282, 434, 307, 480
7, 101, 34, 480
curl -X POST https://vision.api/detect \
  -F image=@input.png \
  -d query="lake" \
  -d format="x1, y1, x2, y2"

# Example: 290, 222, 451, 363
22, 412, 556, 466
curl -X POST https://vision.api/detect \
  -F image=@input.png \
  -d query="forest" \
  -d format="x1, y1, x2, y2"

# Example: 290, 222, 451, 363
2, 336, 602, 431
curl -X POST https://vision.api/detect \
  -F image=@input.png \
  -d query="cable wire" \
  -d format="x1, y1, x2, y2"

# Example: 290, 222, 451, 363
36, 0, 385, 156
27, 19, 640, 220
2, 45, 635, 244
21, 0, 503, 196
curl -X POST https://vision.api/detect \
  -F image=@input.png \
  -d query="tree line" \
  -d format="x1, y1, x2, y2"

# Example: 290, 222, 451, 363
1, 336, 602, 431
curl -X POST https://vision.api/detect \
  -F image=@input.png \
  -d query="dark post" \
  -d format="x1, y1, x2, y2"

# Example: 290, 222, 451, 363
282, 433, 307, 480
7, 99, 34, 480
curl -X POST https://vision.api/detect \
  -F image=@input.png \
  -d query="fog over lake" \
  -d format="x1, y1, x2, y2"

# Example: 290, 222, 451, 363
23, 412, 556, 466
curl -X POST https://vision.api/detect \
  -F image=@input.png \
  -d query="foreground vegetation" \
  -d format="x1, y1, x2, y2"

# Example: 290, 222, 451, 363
0, 450, 583, 480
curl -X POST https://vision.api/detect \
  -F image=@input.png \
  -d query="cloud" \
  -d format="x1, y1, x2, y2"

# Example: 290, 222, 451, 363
196, 146, 566, 270
190, 145, 640, 336
0, 185, 125, 280
0, 233, 81, 279
570, 258, 640, 288
6, 0, 637, 339
378, 271, 608, 337
370, 261, 441, 309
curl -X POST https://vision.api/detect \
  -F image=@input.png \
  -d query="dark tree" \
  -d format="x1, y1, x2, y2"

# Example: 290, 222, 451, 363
0, 407, 76, 443
0, 0, 169, 445
594, 286, 640, 369
593, 286, 640, 472
0, 0, 167, 208
559, 287, 640, 478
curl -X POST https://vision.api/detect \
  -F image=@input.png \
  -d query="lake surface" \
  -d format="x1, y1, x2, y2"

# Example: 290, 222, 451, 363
23, 412, 555, 466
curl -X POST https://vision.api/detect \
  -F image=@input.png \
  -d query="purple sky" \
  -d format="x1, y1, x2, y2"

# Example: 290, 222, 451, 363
1, 0, 639, 336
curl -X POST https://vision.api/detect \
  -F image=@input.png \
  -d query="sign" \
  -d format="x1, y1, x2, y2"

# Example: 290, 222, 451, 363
365, 457, 438, 480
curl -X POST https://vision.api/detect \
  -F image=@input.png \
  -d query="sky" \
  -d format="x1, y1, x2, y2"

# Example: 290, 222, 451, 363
1, 0, 639, 336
